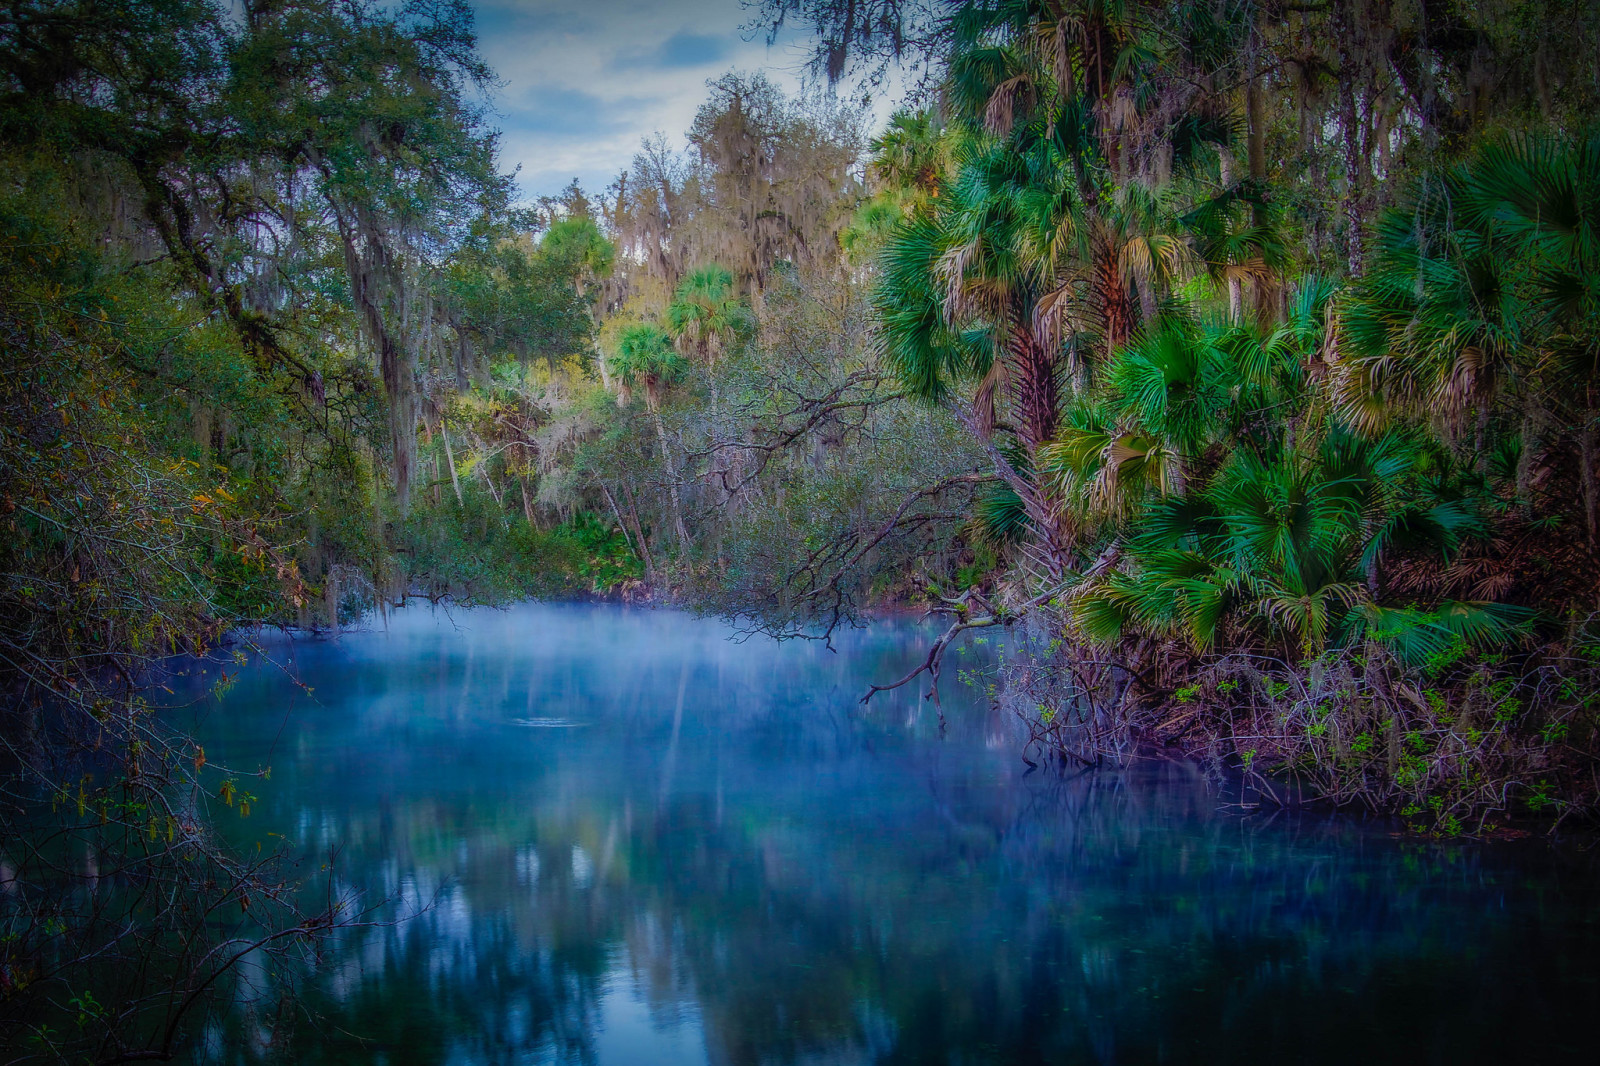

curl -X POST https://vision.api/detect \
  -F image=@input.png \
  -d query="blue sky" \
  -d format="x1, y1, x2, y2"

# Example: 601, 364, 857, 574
470, 0, 817, 203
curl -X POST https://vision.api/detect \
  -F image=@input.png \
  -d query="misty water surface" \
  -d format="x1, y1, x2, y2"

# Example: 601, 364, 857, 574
173, 604, 1600, 1064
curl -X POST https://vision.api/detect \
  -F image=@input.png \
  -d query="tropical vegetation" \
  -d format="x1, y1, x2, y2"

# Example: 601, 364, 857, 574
4, 0, 1600, 1056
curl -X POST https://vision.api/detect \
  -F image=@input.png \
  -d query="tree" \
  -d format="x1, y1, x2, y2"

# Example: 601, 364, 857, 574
747, 0, 954, 84
667, 264, 751, 369
609, 323, 693, 550
606, 74, 867, 299
869, 1, 1242, 569
1337, 130, 1600, 545
0, 4, 605, 1050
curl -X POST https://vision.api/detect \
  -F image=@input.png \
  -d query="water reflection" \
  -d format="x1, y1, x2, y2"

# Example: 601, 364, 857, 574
174, 605, 1600, 1065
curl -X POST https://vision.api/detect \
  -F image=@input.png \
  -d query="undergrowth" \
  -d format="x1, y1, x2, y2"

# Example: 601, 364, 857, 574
987, 620, 1600, 835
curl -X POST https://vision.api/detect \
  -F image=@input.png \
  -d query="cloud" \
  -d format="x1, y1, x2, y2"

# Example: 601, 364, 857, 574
468, 0, 820, 203
512, 85, 640, 138
473, 2, 595, 41
650, 31, 733, 69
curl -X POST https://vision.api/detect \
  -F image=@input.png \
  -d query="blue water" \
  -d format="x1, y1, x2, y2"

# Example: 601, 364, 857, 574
173, 603, 1600, 1064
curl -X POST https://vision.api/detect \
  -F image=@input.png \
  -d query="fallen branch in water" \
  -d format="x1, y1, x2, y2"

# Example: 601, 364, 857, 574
861, 594, 1002, 707
860, 574, 1091, 705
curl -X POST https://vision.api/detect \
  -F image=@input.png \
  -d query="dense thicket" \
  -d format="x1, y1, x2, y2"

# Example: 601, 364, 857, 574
747, 0, 1600, 834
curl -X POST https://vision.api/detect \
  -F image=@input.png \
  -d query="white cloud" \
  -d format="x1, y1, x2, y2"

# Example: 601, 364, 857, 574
471, 0, 816, 202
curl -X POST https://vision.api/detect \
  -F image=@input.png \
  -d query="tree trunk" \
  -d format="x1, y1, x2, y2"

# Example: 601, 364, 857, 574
1244, 40, 1281, 324
480, 467, 506, 517
454, 324, 472, 391
190, 400, 212, 464
1474, 404, 1490, 475
599, 480, 651, 581
1335, 0, 1367, 277
441, 421, 464, 507
330, 198, 416, 514
1134, 272, 1157, 326
1515, 405, 1537, 516
1094, 238, 1135, 352
651, 408, 693, 551
620, 479, 660, 581
955, 404, 1071, 578
1245, 40, 1267, 187
324, 565, 340, 633
1007, 322, 1060, 455
1217, 148, 1245, 323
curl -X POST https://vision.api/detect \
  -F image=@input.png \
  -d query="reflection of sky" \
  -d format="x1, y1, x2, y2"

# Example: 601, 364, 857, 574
469, 0, 814, 202
595, 973, 706, 1066
177, 606, 1600, 1065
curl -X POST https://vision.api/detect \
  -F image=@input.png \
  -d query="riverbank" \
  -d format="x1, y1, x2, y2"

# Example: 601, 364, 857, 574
976, 611, 1600, 836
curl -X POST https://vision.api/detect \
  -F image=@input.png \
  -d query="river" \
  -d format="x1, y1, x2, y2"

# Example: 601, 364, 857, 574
171, 603, 1600, 1064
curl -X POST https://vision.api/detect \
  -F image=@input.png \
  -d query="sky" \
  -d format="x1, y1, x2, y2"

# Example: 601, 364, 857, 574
470, 0, 823, 204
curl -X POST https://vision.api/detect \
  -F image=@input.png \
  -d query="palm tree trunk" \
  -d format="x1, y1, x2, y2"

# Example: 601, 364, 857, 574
652, 408, 693, 551
1135, 273, 1157, 325
955, 404, 1071, 577
1007, 322, 1059, 454
1094, 239, 1134, 352
1475, 404, 1489, 475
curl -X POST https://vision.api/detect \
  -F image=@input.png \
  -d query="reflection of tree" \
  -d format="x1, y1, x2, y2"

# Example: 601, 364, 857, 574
193, 610, 1599, 1065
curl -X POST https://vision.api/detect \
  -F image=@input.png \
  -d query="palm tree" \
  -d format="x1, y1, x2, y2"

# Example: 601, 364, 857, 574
1182, 178, 1286, 324
1054, 290, 1504, 658
1073, 438, 1476, 658
1337, 130, 1600, 546
875, 131, 1090, 568
609, 322, 693, 550
1038, 293, 1317, 531
666, 264, 749, 370
1333, 191, 1525, 444
868, 109, 948, 201
1455, 132, 1600, 545
872, 1, 1241, 569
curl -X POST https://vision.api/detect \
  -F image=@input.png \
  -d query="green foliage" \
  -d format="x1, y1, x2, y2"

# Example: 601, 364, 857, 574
395, 495, 640, 602
539, 513, 643, 593
609, 323, 688, 411
541, 214, 616, 281
1053, 299, 1526, 658
667, 265, 752, 365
